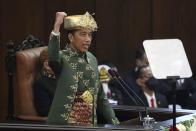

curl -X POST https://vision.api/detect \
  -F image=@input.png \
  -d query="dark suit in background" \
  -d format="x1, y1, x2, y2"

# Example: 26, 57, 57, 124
163, 77, 196, 109
33, 75, 57, 116
136, 89, 168, 108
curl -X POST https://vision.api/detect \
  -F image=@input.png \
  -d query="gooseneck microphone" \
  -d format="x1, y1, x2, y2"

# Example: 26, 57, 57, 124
108, 69, 149, 118
108, 70, 139, 106
108, 69, 142, 120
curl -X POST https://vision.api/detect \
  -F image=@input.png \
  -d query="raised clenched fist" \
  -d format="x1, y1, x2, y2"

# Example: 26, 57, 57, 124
53, 12, 67, 34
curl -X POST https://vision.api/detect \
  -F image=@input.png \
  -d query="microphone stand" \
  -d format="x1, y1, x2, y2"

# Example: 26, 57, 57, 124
112, 75, 142, 120
109, 70, 155, 128
112, 70, 149, 116
108, 70, 146, 122
167, 76, 180, 131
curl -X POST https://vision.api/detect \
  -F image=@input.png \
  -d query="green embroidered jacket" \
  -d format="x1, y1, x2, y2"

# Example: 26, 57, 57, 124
47, 33, 119, 125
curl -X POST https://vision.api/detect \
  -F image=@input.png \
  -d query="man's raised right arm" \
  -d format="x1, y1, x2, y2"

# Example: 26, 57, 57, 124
48, 12, 67, 73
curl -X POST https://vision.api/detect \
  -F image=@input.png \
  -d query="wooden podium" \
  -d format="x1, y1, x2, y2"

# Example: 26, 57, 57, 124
1, 105, 196, 131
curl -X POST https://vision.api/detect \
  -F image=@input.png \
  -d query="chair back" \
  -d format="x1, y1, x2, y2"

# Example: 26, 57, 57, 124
15, 47, 47, 121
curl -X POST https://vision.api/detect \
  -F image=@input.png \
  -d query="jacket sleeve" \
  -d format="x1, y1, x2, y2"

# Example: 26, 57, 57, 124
97, 81, 120, 125
48, 33, 62, 75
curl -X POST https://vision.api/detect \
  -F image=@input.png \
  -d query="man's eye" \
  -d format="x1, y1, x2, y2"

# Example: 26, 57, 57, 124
81, 33, 86, 36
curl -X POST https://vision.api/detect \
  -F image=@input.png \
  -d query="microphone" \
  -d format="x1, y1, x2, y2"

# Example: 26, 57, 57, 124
108, 69, 143, 121
108, 69, 139, 106
108, 69, 149, 118
109, 70, 155, 128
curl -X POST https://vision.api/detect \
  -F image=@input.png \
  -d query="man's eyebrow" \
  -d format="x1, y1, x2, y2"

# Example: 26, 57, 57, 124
80, 31, 86, 33
80, 31, 92, 34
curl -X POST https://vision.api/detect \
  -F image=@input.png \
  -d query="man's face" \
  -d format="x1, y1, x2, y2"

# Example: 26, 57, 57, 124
69, 28, 92, 52
140, 68, 153, 85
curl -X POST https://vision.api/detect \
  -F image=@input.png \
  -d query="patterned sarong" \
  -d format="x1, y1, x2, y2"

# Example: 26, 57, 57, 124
68, 91, 93, 125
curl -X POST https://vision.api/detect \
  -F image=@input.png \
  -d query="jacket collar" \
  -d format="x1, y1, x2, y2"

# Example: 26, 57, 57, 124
65, 44, 89, 63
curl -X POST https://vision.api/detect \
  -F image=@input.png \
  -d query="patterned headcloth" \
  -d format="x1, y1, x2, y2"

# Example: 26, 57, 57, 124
39, 48, 48, 65
64, 12, 98, 32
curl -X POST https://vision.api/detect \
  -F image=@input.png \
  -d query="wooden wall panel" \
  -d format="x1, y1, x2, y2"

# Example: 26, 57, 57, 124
0, 0, 7, 121
152, 0, 196, 77
95, 0, 152, 73
0, 0, 46, 121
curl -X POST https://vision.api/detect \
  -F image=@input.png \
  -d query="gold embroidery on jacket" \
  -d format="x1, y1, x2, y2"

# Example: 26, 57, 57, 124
64, 55, 70, 61
71, 63, 77, 69
91, 72, 96, 78
69, 51, 78, 57
77, 72, 83, 79
112, 118, 120, 125
94, 94, 97, 103
89, 88, 94, 94
70, 85, 78, 92
78, 58, 85, 63
67, 95, 74, 100
86, 65, 92, 70
60, 113, 69, 120
83, 80, 90, 87
73, 75, 79, 82
69, 51, 74, 57
64, 104, 72, 111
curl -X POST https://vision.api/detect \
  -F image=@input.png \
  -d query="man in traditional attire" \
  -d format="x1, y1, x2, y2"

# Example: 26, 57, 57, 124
47, 12, 119, 126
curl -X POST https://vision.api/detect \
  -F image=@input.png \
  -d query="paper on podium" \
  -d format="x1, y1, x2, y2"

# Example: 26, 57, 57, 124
143, 39, 192, 79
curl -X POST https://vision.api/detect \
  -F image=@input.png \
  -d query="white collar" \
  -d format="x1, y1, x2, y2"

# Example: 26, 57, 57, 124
143, 91, 157, 108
